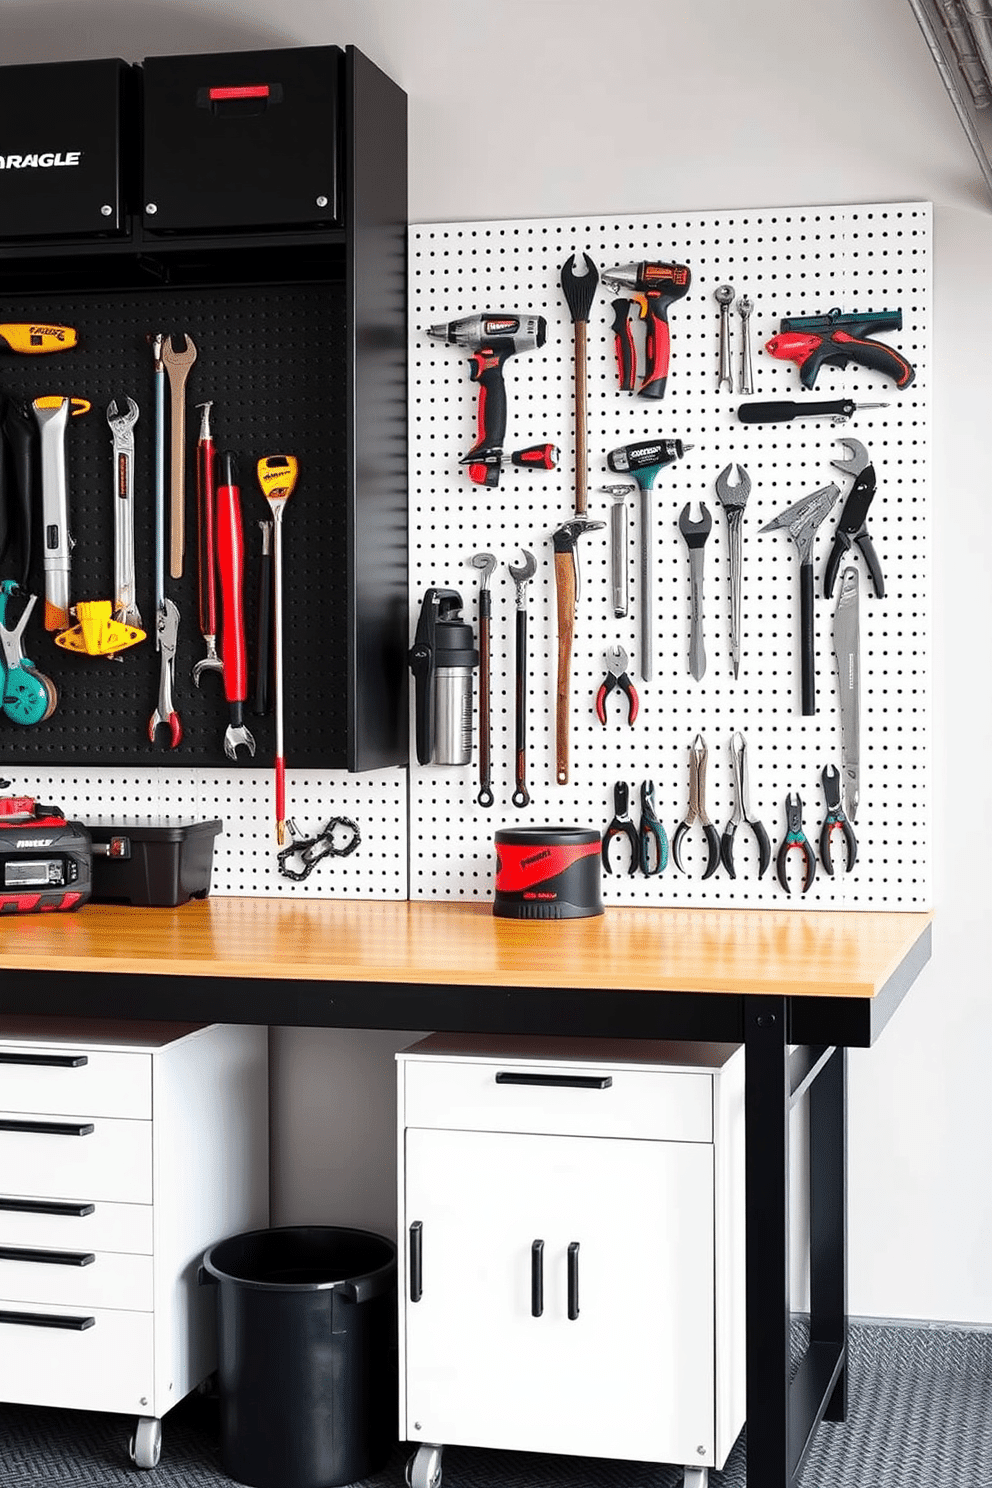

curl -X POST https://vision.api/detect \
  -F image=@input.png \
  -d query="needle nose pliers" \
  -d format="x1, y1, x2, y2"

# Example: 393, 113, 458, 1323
596, 644, 638, 724
720, 732, 770, 878
776, 793, 816, 894
603, 781, 638, 875
819, 764, 858, 875
672, 734, 721, 878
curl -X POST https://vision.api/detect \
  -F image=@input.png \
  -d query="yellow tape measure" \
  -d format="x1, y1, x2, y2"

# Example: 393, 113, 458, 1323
0, 324, 77, 354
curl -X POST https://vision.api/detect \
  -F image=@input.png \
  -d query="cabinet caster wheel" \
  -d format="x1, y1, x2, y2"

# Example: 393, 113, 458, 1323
406, 1443, 443, 1488
128, 1416, 162, 1470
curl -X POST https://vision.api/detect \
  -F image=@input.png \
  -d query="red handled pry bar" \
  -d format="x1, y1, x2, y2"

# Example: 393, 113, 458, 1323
216, 453, 256, 760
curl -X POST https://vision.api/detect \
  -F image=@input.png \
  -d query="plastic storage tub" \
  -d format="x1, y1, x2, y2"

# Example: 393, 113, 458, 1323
87, 819, 222, 906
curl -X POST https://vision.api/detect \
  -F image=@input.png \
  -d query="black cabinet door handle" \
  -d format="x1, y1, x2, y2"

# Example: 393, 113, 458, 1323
495, 1073, 612, 1090
0, 1309, 95, 1331
0, 1053, 87, 1067
531, 1239, 544, 1317
0, 1198, 95, 1217
0, 1120, 94, 1136
567, 1241, 580, 1320
0, 1246, 95, 1266
409, 1220, 423, 1303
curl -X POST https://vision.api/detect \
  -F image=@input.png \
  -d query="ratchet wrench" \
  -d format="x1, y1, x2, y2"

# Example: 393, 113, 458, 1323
106, 397, 141, 629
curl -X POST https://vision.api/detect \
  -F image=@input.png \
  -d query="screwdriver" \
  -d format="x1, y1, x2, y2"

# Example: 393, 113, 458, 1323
256, 455, 299, 845
737, 398, 888, 425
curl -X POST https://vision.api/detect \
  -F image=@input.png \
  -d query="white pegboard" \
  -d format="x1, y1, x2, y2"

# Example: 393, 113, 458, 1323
409, 202, 933, 909
0, 765, 408, 898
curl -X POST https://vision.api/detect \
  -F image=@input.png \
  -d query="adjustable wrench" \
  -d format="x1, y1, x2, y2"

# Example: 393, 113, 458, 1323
107, 397, 141, 628
148, 597, 182, 749
32, 395, 90, 631
678, 502, 712, 680
160, 333, 197, 579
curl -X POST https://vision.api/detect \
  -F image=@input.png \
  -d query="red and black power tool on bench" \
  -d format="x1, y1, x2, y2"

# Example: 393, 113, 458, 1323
0, 795, 91, 913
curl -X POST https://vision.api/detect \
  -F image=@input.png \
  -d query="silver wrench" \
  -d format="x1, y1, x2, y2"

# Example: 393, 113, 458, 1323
602, 484, 633, 618
715, 284, 734, 391
714, 463, 751, 679
678, 503, 712, 680
737, 295, 754, 394
148, 597, 182, 749
107, 397, 141, 628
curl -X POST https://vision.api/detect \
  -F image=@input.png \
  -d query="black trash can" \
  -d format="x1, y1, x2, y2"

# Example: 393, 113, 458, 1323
200, 1225, 397, 1488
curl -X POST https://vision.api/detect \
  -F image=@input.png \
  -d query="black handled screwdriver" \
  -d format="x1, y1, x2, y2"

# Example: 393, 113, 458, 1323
737, 398, 888, 425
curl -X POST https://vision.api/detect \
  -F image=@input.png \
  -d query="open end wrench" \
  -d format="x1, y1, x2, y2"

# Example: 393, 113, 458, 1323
470, 552, 497, 807
160, 333, 197, 580
560, 253, 599, 517
715, 284, 735, 391
107, 397, 141, 629
148, 597, 182, 748
678, 502, 712, 680
714, 463, 751, 679
508, 549, 537, 807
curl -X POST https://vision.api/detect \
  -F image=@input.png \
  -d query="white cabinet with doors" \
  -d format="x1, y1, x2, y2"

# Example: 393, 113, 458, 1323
396, 1033, 745, 1488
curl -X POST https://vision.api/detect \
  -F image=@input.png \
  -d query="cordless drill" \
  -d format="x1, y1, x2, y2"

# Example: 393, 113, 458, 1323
601, 262, 691, 399
427, 312, 547, 486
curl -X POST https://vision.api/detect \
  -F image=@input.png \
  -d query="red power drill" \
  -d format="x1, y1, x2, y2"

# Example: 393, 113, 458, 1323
427, 312, 547, 486
602, 261, 691, 399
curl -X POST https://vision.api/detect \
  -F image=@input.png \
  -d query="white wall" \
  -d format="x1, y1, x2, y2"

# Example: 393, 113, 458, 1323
4, 0, 989, 1325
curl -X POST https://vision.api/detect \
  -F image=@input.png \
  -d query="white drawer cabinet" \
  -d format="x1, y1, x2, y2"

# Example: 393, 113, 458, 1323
0, 1017, 268, 1470
397, 1034, 745, 1488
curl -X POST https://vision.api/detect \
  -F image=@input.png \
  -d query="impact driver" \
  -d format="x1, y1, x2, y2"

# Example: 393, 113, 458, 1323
427, 312, 547, 486
601, 262, 691, 399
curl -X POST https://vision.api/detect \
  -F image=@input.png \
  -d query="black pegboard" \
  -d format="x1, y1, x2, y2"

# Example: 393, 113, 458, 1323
0, 279, 349, 767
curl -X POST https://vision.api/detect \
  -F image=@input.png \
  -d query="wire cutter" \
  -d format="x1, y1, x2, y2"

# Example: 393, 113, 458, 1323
776, 793, 816, 894
824, 438, 884, 599
672, 734, 720, 878
819, 764, 858, 876
595, 644, 638, 724
720, 732, 770, 879
602, 781, 638, 875
639, 780, 668, 876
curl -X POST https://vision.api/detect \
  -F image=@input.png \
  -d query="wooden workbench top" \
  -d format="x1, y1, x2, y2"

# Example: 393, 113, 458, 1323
0, 899, 933, 1000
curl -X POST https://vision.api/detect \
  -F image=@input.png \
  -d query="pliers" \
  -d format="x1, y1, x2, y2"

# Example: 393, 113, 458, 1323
595, 644, 639, 725
672, 734, 720, 878
639, 780, 668, 876
819, 764, 858, 876
602, 781, 638, 875
776, 793, 817, 895
720, 732, 770, 878
824, 438, 884, 599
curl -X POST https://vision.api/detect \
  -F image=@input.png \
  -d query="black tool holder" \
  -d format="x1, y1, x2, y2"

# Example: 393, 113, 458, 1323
0, 45, 407, 770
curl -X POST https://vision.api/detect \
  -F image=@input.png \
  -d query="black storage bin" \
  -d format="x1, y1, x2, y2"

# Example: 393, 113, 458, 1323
141, 45, 343, 233
0, 58, 132, 239
88, 819, 221, 905
200, 1226, 397, 1488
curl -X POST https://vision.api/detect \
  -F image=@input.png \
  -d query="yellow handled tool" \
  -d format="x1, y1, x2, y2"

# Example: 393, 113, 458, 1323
256, 454, 299, 844
0, 324, 77, 354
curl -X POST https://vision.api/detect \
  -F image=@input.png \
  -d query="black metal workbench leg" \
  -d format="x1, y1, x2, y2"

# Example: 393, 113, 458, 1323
809, 1044, 848, 1421
745, 996, 791, 1488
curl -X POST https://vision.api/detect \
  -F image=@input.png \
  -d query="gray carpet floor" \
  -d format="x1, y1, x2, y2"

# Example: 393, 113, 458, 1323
0, 1322, 988, 1486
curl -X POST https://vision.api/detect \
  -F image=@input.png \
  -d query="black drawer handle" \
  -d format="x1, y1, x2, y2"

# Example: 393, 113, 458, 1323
0, 1120, 94, 1136
0, 1245, 95, 1266
567, 1241, 580, 1321
495, 1073, 612, 1090
0, 1198, 95, 1217
0, 1309, 95, 1331
531, 1239, 544, 1317
409, 1220, 423, 1303
0, 1053, 87, 1068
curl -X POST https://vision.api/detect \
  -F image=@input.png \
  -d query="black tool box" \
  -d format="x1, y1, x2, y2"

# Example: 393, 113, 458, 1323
88, 819, 222, 906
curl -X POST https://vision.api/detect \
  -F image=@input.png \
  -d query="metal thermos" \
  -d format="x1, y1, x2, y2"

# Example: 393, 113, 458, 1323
409, 588, 479, 766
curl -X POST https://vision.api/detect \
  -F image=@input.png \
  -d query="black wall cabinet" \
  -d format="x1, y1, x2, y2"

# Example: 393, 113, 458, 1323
0, 45, 407, 771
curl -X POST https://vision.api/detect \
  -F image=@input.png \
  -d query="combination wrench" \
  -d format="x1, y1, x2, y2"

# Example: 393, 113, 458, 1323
107, 397, 141, 629
678, 502, 712, 680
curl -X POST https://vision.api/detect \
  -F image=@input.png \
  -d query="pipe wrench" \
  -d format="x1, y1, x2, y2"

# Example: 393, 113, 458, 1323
32, 396, 90, 631
107, 398, 141, 628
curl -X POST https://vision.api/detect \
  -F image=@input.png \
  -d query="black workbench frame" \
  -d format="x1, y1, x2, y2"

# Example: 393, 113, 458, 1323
0, 918, 932, 1488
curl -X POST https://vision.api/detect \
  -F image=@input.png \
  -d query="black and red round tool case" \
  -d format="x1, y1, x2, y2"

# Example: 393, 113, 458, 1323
0, 796, 91, 913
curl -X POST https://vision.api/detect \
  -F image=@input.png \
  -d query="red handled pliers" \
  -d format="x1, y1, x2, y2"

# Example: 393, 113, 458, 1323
595, 644, 639, 725
819, 765, 857, 876
776, 793, 816, 895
